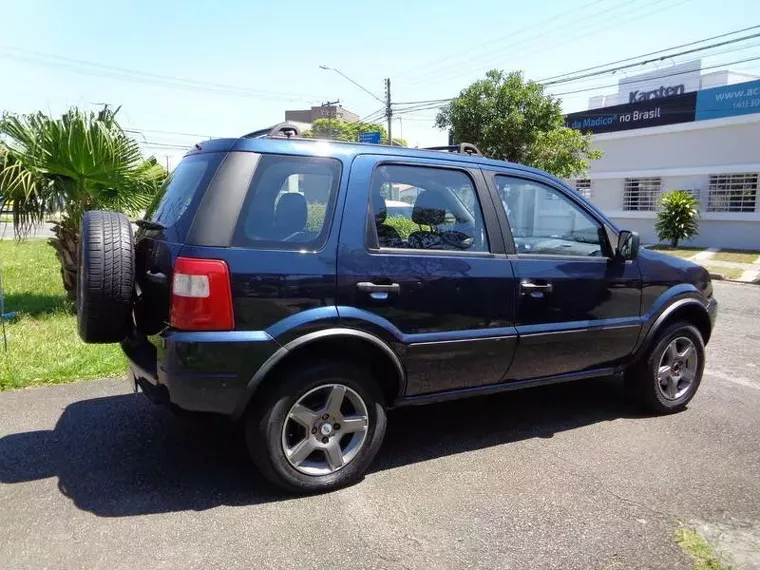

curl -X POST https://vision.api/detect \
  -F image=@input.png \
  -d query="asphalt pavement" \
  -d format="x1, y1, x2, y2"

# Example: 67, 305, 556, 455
1, 281, 758, 569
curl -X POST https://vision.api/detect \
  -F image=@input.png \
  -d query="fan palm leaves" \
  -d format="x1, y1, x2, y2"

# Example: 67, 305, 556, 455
0, 106, 166, 298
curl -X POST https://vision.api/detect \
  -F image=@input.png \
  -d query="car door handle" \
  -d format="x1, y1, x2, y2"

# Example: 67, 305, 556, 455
520, 281, 553, 293
356, 282, 401, 294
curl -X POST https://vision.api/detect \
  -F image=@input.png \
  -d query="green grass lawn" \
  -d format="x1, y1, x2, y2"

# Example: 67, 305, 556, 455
650, 245, 703, 259
675, 526, 731, 570
709, 250, 760, 264
700, 264, 746, 280
0, 240, 125, 390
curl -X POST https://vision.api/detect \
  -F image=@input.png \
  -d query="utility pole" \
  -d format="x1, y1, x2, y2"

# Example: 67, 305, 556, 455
320, 99, 340, 139
384, 78, 392, 145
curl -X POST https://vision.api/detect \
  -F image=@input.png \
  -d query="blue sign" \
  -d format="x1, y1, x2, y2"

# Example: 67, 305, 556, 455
359, 131, 381, 144
695, 79, 760, 121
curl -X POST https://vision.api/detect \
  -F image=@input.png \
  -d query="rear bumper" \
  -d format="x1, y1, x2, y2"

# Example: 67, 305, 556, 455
121, 329, 280, 416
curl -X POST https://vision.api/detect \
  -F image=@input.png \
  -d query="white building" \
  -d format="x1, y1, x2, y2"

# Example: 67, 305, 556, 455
566, 60, 760, 250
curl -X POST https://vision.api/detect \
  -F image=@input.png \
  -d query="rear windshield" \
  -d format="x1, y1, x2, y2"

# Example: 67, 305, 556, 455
231, 154, 342, 251
144, 152, 225, 241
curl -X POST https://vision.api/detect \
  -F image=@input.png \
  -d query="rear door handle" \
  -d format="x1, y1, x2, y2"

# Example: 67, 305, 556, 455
520, 280, 553, 293
356, 282, 401, 294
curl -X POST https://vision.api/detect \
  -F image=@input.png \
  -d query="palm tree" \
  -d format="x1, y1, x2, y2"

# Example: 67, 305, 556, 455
0, 106, 166, 299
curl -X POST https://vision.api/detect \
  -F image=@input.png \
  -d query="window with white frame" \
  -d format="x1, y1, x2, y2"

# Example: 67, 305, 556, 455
623, 178, 661, 211
707, 173, 758, 213
574, 179, 592, 199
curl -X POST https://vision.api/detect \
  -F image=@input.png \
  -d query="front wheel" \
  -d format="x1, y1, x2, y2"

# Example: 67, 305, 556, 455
245, 361, 387, 494
625, 321, 705, 414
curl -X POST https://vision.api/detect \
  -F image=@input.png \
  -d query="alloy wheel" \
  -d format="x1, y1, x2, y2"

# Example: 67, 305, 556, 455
281, 384, 370, 476
657, 336, 698, 400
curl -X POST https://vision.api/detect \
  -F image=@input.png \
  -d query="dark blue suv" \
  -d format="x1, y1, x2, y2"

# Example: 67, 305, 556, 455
77, 124, 717, 493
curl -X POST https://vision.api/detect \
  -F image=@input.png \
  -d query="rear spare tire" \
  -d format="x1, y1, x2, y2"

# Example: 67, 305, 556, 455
77, 210, 135, 343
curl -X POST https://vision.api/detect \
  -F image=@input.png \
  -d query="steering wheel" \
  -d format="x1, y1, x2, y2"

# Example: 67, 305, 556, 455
442, 230, 474, 250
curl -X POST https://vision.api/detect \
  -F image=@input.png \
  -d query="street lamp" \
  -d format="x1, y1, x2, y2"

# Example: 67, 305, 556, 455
319, 65, 384, 104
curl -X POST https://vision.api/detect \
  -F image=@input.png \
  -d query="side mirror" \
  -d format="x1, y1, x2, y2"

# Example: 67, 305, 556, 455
616, 230, 640, 261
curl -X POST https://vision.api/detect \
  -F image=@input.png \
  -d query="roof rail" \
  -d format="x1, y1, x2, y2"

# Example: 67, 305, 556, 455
243, 122, 301, 139
423, 143, 482, 156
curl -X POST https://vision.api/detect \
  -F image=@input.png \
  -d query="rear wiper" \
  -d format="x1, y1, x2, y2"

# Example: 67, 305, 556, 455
134, 219, 166, 231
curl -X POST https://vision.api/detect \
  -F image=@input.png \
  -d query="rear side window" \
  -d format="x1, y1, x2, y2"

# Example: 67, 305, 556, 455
232, 154, 341, 250
144, 152, 225, 241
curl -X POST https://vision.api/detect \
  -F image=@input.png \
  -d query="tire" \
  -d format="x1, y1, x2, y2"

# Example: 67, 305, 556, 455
625, 321, 705, 414
245, 360, 387, 494
77, 210, 135, 344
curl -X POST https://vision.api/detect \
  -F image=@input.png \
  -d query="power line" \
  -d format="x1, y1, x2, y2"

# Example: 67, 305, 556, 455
546, 40, 760, 91
0, 46, 328, 102
393, 0, 609, 81
405, 0, 679, 88
391, 31, 760, 114
420, 0, 695, 89
126, 127, 223, 139
537, 24, 760, 83
551, 55, 760, 96
543, 31, 760, 87
359, 107, 386, 123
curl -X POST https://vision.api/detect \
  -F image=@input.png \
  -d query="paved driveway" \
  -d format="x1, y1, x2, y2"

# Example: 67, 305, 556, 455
1, 281, 758, 569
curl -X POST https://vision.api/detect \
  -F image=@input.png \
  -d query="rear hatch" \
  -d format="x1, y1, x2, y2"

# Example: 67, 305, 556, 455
133, 151, 227, 335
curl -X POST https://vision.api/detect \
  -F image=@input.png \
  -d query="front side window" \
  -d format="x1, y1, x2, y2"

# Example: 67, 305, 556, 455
368, 165, 488, 253
232, 154, 341, 250
495, 176, 606, 257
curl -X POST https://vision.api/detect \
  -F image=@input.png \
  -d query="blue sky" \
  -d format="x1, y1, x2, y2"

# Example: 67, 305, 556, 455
2, 0, 759, 167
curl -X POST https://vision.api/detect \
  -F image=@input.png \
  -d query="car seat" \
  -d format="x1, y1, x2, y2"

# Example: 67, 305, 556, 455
408, 191, 473, 250
372, 192, 404, 248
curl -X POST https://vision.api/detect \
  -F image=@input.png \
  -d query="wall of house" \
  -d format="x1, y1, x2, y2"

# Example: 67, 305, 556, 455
577, 115, 760, 250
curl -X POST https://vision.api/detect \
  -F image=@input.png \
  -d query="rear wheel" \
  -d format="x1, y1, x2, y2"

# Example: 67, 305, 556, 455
77, 210, 135, 343
625, 321, 705, 414
245, 361, 386, 494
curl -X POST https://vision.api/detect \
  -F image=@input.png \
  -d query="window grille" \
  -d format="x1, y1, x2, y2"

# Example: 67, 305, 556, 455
707, 173, 758, 213
574, 179, 592, 199
623, 178, 661, 211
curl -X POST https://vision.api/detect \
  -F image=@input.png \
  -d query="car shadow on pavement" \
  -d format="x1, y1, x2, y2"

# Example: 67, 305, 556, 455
0, 377, 636, 516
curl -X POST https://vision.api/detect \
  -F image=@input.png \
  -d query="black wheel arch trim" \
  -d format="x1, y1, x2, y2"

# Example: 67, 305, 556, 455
634, 296, 712, 360
232, 328, 406, 421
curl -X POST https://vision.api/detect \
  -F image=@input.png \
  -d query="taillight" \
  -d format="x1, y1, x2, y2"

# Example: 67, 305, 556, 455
170, 257, 234, 331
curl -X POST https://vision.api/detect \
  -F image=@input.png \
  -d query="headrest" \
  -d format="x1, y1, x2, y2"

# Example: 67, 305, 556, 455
412, 191, 446, 226
372, 192, 387, 224
274, 192, 307, 234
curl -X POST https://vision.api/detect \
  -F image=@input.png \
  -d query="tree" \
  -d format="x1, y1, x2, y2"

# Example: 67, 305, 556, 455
0, 106, 166, 299
435, 70, 601, 178
303, 119, 406, 146
655, 190, 699, 248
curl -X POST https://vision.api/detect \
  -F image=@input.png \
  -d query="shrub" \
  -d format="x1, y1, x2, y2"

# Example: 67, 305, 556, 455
306, 202, 327, 232
655, 190, 699, 248
385, 215, 421, 239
